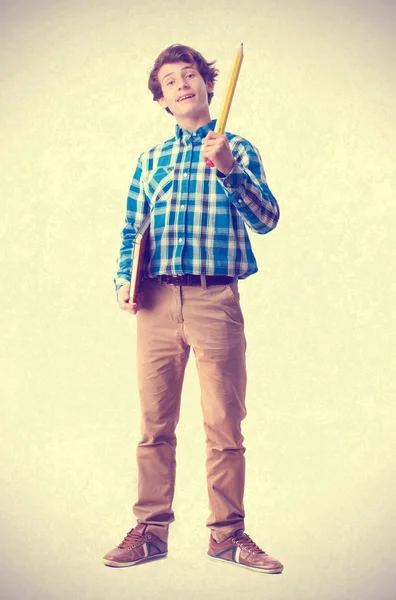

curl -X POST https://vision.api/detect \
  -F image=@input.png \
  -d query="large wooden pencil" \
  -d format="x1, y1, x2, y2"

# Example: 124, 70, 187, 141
206, 43, 244, 167
215, 42, 244, 135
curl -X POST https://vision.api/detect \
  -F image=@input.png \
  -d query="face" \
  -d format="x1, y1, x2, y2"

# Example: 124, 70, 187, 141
157, 61, 214, 125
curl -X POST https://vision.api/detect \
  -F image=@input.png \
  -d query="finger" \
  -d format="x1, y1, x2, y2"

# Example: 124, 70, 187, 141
130, 302, 140, 315
120, 300, 133, 312
203, 134, 219, 145
203, 137, 218, 147
203, 143, 219, 154
118, 290, 130, 305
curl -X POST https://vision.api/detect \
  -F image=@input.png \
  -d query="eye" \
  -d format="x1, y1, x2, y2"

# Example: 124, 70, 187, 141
166, 79, 175, 86
186, 73, 195, 79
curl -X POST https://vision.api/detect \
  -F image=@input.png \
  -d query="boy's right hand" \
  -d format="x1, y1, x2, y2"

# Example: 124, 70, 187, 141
117, 285, 140, 315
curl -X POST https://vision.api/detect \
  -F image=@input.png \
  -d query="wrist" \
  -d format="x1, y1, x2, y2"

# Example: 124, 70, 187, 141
217, 159, 235, 178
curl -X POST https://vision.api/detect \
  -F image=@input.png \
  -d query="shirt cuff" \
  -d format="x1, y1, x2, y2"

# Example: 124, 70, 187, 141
217, 162, 245, 191
217, 162, 251, 211
114, 278, 130, 294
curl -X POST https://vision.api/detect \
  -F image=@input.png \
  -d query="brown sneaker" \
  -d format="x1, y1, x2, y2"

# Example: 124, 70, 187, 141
103, 523, 168, 568
208, 529, 284, 574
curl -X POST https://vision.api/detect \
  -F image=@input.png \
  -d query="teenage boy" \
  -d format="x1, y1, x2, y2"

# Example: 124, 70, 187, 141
104, 44, 283, 574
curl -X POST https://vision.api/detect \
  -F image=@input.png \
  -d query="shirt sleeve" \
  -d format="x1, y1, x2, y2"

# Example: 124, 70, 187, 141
114, 154, 149, 289
217, 139, 280, 234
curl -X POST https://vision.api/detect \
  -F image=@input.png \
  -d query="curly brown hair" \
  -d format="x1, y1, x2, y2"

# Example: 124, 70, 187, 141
148, 44, 219, 115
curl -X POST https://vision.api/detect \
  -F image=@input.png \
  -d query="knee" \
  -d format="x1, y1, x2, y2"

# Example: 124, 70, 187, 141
203, 419, 245, 450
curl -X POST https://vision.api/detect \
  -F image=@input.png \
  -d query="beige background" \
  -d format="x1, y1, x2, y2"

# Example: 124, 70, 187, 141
1, 0, 395, 598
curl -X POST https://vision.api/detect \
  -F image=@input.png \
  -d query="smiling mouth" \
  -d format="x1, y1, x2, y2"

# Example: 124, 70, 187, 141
177, 94, 195, 102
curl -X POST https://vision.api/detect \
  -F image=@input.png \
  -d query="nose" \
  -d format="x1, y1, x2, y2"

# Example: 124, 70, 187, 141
177, 78, 189, 90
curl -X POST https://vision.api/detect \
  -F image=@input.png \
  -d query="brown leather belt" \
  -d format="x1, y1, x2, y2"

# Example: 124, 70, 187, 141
154, 275, 234, 287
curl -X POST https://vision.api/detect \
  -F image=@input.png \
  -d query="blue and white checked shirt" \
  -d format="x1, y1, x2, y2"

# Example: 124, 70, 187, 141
115, 119, 279, 288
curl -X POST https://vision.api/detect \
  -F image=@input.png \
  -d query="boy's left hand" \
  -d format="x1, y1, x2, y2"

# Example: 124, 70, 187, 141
203, 131, 235, 176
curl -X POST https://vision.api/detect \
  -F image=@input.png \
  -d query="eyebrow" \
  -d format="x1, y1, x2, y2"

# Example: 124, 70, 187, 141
161, 65, 196, 83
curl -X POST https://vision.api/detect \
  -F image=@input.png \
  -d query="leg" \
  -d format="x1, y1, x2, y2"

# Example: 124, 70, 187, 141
183, 281, 247, 542
133, 279, 190, 542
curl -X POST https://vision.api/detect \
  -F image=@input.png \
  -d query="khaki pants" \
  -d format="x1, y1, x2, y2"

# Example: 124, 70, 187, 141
133, 277, 247, 543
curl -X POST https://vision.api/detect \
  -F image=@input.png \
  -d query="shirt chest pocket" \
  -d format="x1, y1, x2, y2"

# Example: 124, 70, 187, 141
144, 167, 174, 207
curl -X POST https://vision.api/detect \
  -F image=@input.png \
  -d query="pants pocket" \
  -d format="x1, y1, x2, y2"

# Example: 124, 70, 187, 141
223, 282, 244, 322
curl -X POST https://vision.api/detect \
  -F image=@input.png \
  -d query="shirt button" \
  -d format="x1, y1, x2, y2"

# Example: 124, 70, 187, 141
178, 237, 183, 243
183, 171, 188, 178
180, 204, 185, 210
238, 199, 243, 203
225, 182, 231, 187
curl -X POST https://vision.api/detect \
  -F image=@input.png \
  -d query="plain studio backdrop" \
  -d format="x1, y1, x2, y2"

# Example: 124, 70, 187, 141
1, 0, 395, 599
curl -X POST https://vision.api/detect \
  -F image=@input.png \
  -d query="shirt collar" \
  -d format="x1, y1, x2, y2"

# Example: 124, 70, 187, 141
175, 119, 216, 142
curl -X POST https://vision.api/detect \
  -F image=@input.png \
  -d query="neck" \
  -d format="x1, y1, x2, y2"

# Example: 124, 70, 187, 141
176, 109, 212, 132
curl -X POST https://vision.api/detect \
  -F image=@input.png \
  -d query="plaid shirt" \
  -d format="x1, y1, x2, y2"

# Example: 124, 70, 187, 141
115, 119, 279, 288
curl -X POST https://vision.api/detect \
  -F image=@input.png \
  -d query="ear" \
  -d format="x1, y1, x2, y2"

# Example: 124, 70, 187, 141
157, 97, 168, 110
206, 80, 215, 94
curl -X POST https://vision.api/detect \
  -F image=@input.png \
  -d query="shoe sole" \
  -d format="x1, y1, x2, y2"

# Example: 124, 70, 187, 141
208, 554, 283, 574
104, 553, 168, 568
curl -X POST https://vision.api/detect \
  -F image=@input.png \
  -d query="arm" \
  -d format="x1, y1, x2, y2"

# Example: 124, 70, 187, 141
203, 132, 280, 234
114, 154, 149, 312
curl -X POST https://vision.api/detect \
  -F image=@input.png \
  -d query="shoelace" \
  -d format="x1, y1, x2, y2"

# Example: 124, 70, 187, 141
231, 532, 267, 555
118, 529, 150, 549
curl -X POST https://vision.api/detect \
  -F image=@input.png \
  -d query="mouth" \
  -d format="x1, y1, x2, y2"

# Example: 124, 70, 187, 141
177, 94, 195, 102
